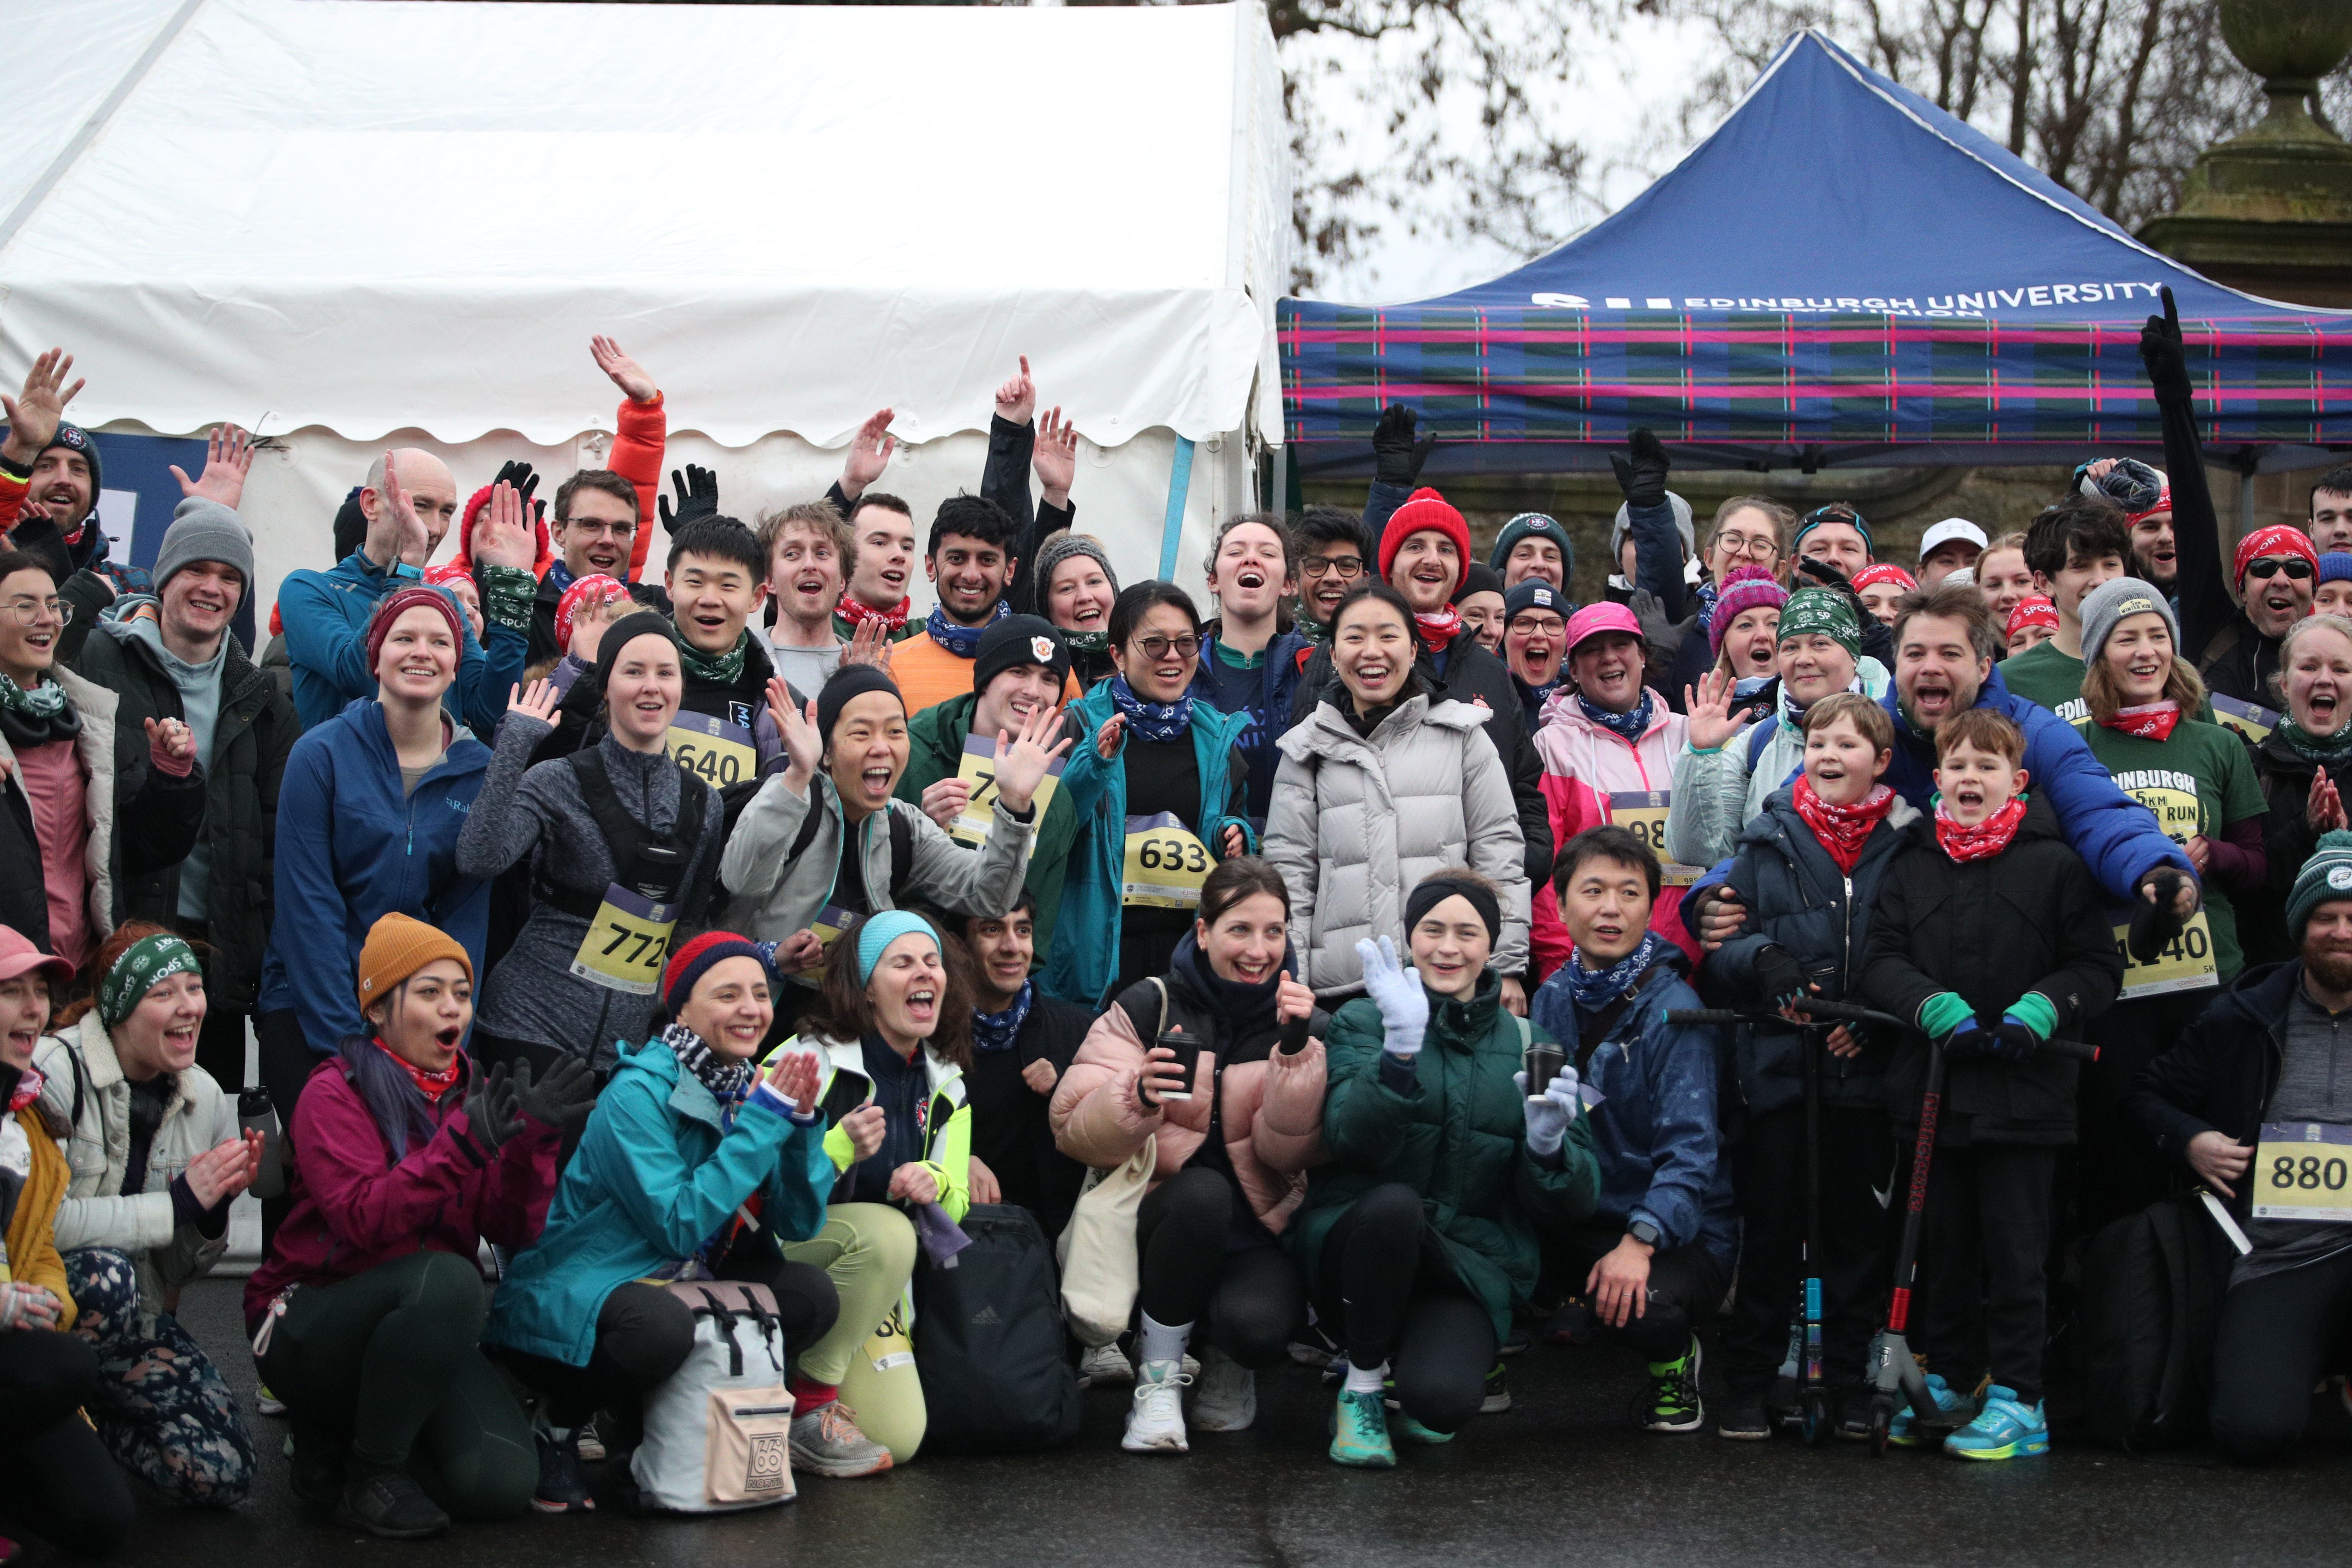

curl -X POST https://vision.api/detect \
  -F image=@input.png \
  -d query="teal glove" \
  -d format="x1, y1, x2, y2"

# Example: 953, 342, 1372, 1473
1917, 992, 1973, 1041
2003, 991, 2058, 1042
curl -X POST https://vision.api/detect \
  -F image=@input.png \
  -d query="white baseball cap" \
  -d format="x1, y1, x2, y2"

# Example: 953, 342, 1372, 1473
1918, 518, 1987, 563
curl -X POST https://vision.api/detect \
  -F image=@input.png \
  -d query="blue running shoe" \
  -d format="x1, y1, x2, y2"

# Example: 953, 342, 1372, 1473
1945, 1387, 2049, 1461
1885, 1372, 1972, 1447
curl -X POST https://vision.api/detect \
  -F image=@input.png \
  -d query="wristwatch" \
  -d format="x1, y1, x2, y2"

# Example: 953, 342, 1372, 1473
1627, 1220, 1663, 1249
390, 561, 423, 582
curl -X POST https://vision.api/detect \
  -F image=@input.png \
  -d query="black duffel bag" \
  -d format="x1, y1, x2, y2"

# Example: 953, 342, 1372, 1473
2079, 1193, 2233, 1451
913, 1204, 1082, 1452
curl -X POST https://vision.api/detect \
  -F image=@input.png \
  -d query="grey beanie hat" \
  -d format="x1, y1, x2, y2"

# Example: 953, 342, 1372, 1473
1609, 490, 1695, 565
1034, 529, 1119, 600
151, 498, 254, 592
2078, 575, 2180, 669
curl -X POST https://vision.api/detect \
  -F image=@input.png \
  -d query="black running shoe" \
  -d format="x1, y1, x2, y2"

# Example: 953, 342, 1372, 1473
532, 1425, 596, 1513
335, 1462, 450, 1540
1715, 1390, 1772, 1440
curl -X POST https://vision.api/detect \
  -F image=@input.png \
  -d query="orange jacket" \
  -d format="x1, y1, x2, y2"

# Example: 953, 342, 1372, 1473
2, 1108, 77, 1329
612, 394, 666, 583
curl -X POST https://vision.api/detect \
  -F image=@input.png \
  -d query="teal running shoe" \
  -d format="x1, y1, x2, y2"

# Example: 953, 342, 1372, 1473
1945, 1387, 2049, 1461
1886, 1372, 1972, 1448
1329, 1388, 1396, 1467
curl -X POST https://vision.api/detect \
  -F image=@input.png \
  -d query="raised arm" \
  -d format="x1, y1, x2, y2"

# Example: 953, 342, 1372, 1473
2142, 290, 2233, 666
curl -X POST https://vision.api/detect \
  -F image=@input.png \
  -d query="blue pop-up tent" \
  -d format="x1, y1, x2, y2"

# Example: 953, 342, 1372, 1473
1280, 29, 2352, 476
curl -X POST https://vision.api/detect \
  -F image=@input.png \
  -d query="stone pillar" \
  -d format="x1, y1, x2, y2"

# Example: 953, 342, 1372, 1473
2138, 0, 2352, 308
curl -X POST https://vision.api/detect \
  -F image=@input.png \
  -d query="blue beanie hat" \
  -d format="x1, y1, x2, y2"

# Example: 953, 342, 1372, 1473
855, 910, 940, 985
2320, 553, 2352, 586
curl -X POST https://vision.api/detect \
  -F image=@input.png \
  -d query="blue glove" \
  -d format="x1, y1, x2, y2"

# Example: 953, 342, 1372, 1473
1516, 1066, 1581, 1158
1356, 935, 1428, 1059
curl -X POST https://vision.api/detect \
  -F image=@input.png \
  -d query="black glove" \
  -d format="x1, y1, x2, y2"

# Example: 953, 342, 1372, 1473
459, 1061, 521, 1155
1609, 427, 1669, 510
1795, 554, 1854, 591
490, 460, 544, 531
6, 513, 73, 586
658, 465, 720, 534
510, 1054, 599, 1136
1371, 404, 1433, 488
2138, 285, 2193, 408
1985, 1023, 2040, 1065
1943, 1021, 1994, 1060
1752, 944, 1807, 1006
2128, 868, 2190, 963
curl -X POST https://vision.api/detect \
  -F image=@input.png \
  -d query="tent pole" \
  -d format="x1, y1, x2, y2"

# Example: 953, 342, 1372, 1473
1158, 438, 1197, 582
0, 0, 208, 260
1271, 444, 1287, 514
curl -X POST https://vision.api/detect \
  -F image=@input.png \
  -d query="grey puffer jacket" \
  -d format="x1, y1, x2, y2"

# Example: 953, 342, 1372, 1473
1262, 692, 1528, 998
32, 1012, 239, 1329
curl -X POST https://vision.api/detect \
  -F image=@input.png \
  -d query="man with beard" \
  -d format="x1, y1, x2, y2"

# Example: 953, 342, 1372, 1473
1688, 580, 2196, 950
2146, 291, 2315, 707
1289, 507, 1375, 644
887, 494, 1072, 717
0, 350, 141, 618
2129, 833, 2352, 1464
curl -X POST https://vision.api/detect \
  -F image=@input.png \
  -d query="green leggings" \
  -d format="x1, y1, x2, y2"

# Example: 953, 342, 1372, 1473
260, 1250, 534, 1520
781, 1203, 925, 1461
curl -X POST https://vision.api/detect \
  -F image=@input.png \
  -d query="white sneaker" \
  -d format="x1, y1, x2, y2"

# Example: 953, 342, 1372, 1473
1121, 1360, 1191, 1453
1190, 1345, 1256, 1432
256, 1384, 288, 1418
1078, 1341, 1133, 1388
574, 1417, 605, 1463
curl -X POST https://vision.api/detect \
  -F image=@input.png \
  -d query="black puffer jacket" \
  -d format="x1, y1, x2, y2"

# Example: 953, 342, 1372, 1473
1708, 788, 1921, 1119
70, 626, 297, 1009
1861, 792, 2125, 1144
1289, 634, 1553, 888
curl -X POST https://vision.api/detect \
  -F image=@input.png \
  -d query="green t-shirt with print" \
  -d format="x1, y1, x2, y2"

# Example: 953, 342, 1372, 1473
2001, 639, 2088, 723
2075, 716, 2267, 983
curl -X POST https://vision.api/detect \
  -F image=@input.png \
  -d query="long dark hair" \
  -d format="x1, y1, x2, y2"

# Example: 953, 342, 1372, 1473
1198, 857, 1289, 928
334, 1031, 464, 1165
803, 913, 977, 1071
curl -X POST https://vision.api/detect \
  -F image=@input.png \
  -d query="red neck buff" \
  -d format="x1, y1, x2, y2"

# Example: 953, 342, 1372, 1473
836, 591, 910, 633
1791, 776, 1895, 874
374, 1039, 462, 1103
2102, 700, 2181, 742
1415, 606, 1464, 649
1934, 796, 2027, 863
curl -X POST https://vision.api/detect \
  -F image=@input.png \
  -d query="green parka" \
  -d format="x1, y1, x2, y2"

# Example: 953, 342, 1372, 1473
1286, 973, 1599, 1340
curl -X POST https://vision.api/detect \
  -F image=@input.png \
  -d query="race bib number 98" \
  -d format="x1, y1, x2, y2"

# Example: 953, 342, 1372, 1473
1605, 790, 1701, 888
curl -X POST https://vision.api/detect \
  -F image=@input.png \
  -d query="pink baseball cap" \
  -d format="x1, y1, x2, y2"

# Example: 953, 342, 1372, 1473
0, 924, 72, 985
1564, 600, 1644, 654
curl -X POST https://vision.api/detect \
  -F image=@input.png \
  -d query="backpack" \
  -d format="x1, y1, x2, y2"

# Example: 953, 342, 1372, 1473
2079, 1194, 2232, 1452
786, 796, 914, 900
630, 1282, 796, 1512
912, 1204, 1084, 1453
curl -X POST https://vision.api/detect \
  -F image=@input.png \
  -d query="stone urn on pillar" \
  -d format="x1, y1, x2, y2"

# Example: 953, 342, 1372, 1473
2139, 0, 2352, 307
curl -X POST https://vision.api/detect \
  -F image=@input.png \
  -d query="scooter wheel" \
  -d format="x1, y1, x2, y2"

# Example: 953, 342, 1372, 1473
1801, 1389, 1830, 1447
1866, 1397, 1893, 1457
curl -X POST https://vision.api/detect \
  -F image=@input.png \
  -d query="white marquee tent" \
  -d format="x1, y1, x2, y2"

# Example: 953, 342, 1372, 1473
0, 0, 1291, 615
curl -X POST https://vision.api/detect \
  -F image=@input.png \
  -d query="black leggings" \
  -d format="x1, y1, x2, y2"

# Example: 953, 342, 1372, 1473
1916, 1141, 2056, 1404
503, 1262, 841, 1428
1721, 1104, 1893, 1394
1550, 1219, 1729, 1363
1316, 1182, 1497, 1434
1135, 1165, 1305, 1369
257, 1250, 534, 1519
0, 1328, 135, 1557
2210, 1248, 2352, 1464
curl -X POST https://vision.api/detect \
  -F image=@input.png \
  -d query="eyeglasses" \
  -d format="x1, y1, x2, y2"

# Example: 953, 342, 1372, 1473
1, 597, 70, 627
1714, 531, 1779, 561
559, 517, 635, 539
1132, 634, 1201, 661
1300, 555, 1364, 580
2246, 556, 2315, 581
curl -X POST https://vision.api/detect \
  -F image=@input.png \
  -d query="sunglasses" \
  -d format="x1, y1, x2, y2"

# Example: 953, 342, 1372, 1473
2246, 556, 2315, 582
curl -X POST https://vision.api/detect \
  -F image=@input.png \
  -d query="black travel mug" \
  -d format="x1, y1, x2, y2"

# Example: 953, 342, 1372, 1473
1157, 1029, 1199, 1101
1524, 1041, 1565, 1102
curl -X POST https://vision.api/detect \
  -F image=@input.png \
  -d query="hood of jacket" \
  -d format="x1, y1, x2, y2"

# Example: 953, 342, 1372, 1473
1275, 690, 1490, 766
1537, 684, 1677, 744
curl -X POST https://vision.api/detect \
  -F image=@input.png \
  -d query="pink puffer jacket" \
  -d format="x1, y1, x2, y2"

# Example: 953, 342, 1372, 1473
1534, 687, 1700, 962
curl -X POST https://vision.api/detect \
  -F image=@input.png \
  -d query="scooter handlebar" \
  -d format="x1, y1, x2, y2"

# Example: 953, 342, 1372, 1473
1664, 1009, 1755, 1026
1664, 998, 2098, 1062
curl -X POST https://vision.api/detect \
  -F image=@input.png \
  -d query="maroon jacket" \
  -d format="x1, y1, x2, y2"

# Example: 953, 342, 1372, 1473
245, 1053, 559, 1326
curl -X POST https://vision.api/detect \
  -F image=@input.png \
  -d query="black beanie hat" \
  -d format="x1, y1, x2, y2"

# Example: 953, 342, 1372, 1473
817, 663, 904, 744
1453, 563, 1504, 605
1404, 873, 1502, 944
594, 611, 680, 697
972, 614, 1072, 697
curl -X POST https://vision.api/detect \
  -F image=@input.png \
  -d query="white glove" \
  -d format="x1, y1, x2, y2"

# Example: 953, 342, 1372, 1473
0, 1282, 61, 1332
1356, 935, 1429, 1058
1515, 1066, 1581, 1158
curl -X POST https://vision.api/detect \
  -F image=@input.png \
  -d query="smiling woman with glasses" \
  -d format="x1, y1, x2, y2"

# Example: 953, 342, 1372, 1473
1045, 582, 1258, 1007
1, 592, 72, 626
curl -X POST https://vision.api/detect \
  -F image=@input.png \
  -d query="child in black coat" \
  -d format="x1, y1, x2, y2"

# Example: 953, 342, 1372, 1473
1862, 707, 2124, 1460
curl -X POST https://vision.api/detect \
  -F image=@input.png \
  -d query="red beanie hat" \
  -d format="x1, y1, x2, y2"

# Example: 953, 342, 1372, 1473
2233, 523, 2318, 587
1378, 487, 1472, 591
662, 930, 770, 1017
1850, 562, 1917, 594
364, 585, 465, 674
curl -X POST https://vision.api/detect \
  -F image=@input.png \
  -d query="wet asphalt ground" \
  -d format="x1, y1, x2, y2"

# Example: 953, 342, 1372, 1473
39, 1277, 2352, 1568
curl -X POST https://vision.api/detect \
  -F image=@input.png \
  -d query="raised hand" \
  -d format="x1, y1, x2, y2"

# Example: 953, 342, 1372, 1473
491, 459, 540, 517
1683, 668, 1753, 753
994, 704, 1075, 813
1372, 403, 1429, 487
1355, 934, 1429, 1054
474, 480, 537, 570
769, 680, 822, 782
919, 776, 972, 830
762, 1048, 824, 1117
993, 355, 1037, 428
2308, 769, 2347, 833
590, 334, 660, 405
1610, 426, 1669, 508
1034, 405, 1077, 507
0, 349, 85, 466
169, 425, 256, 509
2139, 284, 2192, 405
371, 450, 431, 567
840, 409, 896, 499
1093, 710, 1127, 761
144, 715, 196, 773
506, 678, 560, 727
657, 464, 718, 535
841, 615, 897, 670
